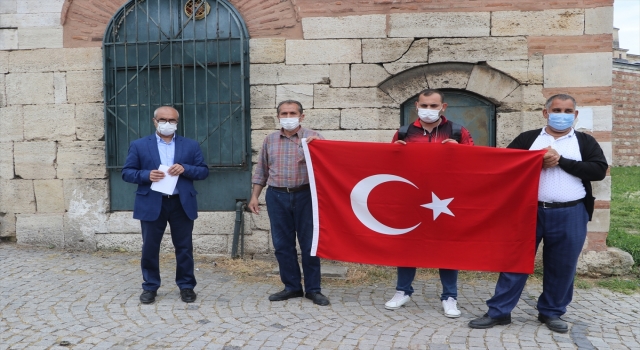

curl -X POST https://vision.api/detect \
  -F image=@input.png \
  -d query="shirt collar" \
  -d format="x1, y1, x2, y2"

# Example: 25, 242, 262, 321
540, 127, 575, 139
412, 115, 449, 127
155, 133, 175, 144
279, 126, 303, 138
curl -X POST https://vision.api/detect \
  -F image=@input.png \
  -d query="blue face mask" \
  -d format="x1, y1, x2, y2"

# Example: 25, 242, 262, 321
548, 113, 575, 131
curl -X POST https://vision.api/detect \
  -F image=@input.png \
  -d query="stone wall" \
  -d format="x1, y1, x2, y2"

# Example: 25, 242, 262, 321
612, 63, 640, 166
0, 0, 617, 263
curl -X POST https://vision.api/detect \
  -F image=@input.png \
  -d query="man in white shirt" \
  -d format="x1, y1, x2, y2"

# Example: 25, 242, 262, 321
468, 94, 608, 333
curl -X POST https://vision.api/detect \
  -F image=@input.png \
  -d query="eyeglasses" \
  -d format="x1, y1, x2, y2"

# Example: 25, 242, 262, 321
155, 118, 178, 125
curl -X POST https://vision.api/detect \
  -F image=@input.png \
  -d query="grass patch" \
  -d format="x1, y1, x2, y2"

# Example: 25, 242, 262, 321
609, 166, 640, 268
596, 277, 640, 295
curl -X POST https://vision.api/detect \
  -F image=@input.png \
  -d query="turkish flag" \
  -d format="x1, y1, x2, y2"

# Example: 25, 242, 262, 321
302, 140, 545, 274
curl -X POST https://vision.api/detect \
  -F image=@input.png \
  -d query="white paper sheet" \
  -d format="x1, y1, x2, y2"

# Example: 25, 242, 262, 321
150, 164, 179, 195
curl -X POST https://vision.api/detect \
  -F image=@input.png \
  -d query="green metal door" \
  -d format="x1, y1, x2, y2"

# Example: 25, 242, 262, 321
103, 0, 251, 211
401, 90, 496, 146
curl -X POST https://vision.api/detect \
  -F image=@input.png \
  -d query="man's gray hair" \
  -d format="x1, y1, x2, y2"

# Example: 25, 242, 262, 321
277, 100, 303, 114
544, 94, 576, 110
153, 106, 180, 119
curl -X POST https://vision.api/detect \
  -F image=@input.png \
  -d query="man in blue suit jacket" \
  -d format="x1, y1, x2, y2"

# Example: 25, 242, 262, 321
122, 106, 209, 304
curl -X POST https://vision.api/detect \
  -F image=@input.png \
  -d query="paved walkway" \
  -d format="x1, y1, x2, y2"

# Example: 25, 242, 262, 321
1, 243, 638, 350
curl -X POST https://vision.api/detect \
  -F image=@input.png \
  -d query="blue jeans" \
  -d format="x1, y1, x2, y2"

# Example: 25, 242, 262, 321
396, 267, 458, 300
487, 203, 589, 318
140, 196, 195, 291
266, 187, 321, 293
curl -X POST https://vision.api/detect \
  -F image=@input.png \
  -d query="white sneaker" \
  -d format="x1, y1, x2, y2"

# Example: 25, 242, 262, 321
442, 297, 461, 318
385, 291, 410, 310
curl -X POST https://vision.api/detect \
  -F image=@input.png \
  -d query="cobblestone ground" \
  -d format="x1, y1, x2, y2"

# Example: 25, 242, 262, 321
1, 243, 639, 350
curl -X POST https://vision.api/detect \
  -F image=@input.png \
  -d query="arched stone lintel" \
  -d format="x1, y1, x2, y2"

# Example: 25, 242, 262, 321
379, 62, 520, 106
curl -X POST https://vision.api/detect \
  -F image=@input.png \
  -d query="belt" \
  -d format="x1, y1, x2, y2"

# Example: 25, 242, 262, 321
538, 199, 582, 208
270, 184, 310, 193
162, 194, 179, 199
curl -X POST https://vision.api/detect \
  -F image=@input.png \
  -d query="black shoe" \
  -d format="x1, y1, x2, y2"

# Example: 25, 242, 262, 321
180, 288, 197, 303
140, 290, 157, 304
468, 313, 511, 329
269, 289, 304, 301
305, 292, 330, 306
538, 314, 568, 333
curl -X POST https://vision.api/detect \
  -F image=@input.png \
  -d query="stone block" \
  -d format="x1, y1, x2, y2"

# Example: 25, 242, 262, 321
466, 65, 520, 104
577, 247, 634, 276
2, 12, 60, 28
0, 213, 16, 238
286, 39, 361, 65
107, 212, 140, 234
350, 64, 390, 87
0, 105, 24, 142
62, 47, 103, 71
486, 60, 529, 84
66, 70, 103, 103
0, 51, 7, 73
248, 211, 271, 231
492, 9, 583, 36
528, 53, 544, 84
320, 130, 397, 143
0, 1, 16, 14
389, 12, 490, 38
592, 176, 611, 201
75, 103, 104, 141
250, 85, 275, 108
16, 213, 64, 248
243, 230, 270, 255
63, 179, 109, 213
17, 0, 65, 14
314, 85, 396, 109
599, 141, 612, 165
0, 179, 35, 213
14, 141, 57, 179
0, 29, 18, 50
341, 108, 401, 130
398, 39, 429, 63
429, 37, 528, 64
23, 104, 75, 141
18, 27, 63, 49
425, 62, 474, 90
276, 85, 314, 108
378, 66, 429, 104
56, 141, 107, 179
193, 234, 229, 255
521, 111, 547, 131
249, 38, 285, 64
303, 109, 340, 130
0, 142, 13, 179
544, 52, 612, 88
251, 109, 278, 130
251, 130, 273, 153
382, 62, 424, 76
500, 84, 546, 112
302, 15, 386, 39
363, 39, 414, 64
96, 233, 143, 252
34, 179, 65, 213
587, 209, 610, 233
6, 72, 54, 105
585, 7, 613, 35
0, 74, 5, 107
590, 105, 612, 132
193, 212, 236, 235
54, 72, 66, 104
250, 64, 329, 85
329, 64, 350, 88
8, 47, 102, 73
496, 112, 523, 148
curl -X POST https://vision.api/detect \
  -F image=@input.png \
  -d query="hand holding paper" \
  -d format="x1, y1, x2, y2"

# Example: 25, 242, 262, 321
150, 164, 179, 195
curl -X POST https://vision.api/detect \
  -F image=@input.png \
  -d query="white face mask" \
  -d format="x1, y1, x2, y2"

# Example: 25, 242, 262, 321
157, 122, 177, 136
417, 108, 441, 123
279, 117, 300, 131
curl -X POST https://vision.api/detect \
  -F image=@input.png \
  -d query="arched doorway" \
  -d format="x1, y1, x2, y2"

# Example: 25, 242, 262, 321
401, 90, 496, 146
103, 0, 251, 211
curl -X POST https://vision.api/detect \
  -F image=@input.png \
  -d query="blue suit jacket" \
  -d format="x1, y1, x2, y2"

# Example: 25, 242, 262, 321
122, 134, 209, 221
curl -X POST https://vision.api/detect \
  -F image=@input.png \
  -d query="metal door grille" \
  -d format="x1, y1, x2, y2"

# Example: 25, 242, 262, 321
104, 0, 251, 211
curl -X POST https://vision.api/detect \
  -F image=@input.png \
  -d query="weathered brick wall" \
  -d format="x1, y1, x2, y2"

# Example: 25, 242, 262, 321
0, 0, 616, 259
612, 64, 640, 166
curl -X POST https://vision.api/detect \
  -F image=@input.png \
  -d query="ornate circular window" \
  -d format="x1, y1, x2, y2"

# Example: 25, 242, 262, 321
184, 0, 211, 20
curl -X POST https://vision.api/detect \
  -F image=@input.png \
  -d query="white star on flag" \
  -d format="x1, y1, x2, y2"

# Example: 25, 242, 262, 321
421, 192, 455, 220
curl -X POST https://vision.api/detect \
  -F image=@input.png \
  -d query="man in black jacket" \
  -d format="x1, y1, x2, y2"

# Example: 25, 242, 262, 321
468, 94, 608, 333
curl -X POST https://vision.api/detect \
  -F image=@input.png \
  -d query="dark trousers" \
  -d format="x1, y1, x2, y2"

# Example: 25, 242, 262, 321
266, 187, 321, 293
487, 202, 588, 318
396, 267, 458, 300
140, 196, 196, 291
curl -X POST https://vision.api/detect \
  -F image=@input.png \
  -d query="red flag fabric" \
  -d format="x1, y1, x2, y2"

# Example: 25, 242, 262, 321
302, 140, 545, 274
